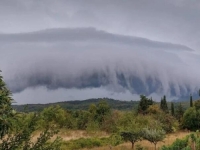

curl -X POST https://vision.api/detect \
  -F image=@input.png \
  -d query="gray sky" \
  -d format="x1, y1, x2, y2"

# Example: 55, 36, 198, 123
0, 0, 200, 104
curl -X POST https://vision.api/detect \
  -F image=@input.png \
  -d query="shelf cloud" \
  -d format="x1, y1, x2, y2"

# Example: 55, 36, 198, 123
0, 0, 200, 103
0, 28, 200, 103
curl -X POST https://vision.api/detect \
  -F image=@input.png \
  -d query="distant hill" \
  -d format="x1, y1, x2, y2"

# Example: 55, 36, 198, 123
12, 97, 194, 112
12, 98, 139, 112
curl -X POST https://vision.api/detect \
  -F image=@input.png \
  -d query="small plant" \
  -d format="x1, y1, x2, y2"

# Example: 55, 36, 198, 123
135, 144, 147, 150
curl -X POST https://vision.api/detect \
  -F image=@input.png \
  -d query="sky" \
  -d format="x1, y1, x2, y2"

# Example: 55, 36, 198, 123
1, 0, 200, 104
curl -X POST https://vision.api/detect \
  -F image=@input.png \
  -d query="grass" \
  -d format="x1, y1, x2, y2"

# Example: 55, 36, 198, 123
30, 129, 191, 150
81, 131, 191, 150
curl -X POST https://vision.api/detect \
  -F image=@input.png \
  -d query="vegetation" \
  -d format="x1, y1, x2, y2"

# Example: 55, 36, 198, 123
160, 95, 168, 113
171, 102, 175, 116
143, 128, 166, 150
1, 71, 200, 149
161, 131, 200, 150
0, 71, 62, 150
190, 94, 193, 107
12, 98, 140, 112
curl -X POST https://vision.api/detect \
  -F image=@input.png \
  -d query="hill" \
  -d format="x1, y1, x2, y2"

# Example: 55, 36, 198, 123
12, 98, 139, 112
12, 97, 193, 112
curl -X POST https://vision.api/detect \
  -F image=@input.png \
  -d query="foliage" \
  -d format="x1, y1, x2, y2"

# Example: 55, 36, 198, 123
171, 102, 175, 116
190, 94, 193, 107
146, 104, 178, 133
160, 95, 168, 113
110, 133, 123, 146
161, 134, 190, 150
96, 100, 111, 125
101, 110, 121, 133
117, 111, 144, 149
135, 144, 147, 150
147, 104, 162, 115
13, 98, 140, 112
61, 137, 111, 150
195, 100, 200, 110
176, 103, 184, 122
161, 131, 200, 150
0, 71, 14, 139
73, 110, 89, 130
182, 107, 200, 130
142, 128, 166, 150
39, 105, 68, 128
120, 130, 142, 149
0, 113, 62, 150
138, 95, 153, 114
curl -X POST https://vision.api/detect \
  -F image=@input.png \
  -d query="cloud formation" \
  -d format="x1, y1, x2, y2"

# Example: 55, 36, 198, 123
1, 0, 200, 49
0, 0, 200, 103
0, 28, 200, 103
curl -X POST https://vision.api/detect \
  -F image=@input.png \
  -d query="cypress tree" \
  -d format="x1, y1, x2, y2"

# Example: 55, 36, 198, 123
160, 98, 163, 110
176, 103, 184, 122
171, 102, 175, 116
160, 95, 168, 113
190, 94, 193, 107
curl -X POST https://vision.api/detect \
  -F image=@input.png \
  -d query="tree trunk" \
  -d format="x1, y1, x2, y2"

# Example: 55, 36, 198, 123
154, 143, 157, 150
131, 142, 134, 150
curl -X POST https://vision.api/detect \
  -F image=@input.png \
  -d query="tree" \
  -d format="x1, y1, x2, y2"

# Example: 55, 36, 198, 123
0, 113, 62, 150
182, 107, 200, 130
190, 94, 193, 107
96, 100, 111, 125
176, 103, 184, 122
160, 95, 168, 113
195, 100, 200, 110
0, 71, 62, 150
118, 112, 142, 149
142, 128, 166, 150
120, 130, 142, 149
138, 95, 153, 114
171, 102, 175, 116
40, 105, 68, 128
147, 104, 162, 115
0, 70, 14, 139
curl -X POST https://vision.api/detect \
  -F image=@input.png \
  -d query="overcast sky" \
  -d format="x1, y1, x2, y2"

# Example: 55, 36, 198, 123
1, 0, 200, 104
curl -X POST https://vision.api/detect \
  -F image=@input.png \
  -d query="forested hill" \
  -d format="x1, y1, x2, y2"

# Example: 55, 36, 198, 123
12, 98, 140, 112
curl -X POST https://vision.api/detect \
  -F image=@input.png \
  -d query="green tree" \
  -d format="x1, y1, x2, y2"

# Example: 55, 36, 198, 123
96, 100, 111, 125
176, 103, 184, 122
74, 110, 90, 130
160, 95, 168, 113
0, 71, 62, 150
0, 71, 15, 139
138, 95, 153, 114
195, 100, 200, 110
182, 107, 200, 130
0, 113, 62, 150
117, 112, 142, 149
142, 128, 166, 150
190, 94, 193, 107
120, 130, 142, 149
40, 105, 67, 128
171, 102, 175, 116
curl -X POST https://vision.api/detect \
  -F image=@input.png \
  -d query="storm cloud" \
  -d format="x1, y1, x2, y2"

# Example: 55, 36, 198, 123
1, 27, 200, 100
0, 0, 200, 103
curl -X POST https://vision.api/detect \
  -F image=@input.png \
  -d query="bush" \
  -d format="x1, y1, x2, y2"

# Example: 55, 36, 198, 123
161, 136, 189, 150
62, 137, 110, 150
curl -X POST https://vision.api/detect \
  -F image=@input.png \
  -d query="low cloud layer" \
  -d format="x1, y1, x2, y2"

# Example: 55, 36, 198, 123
0, 27, 200, 103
